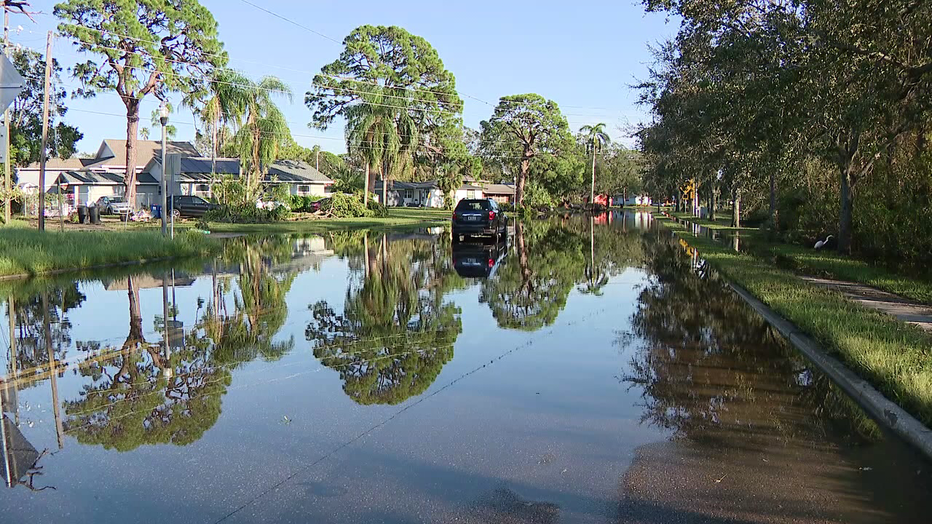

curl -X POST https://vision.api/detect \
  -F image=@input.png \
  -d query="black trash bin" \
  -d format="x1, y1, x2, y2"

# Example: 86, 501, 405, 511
77, 205, 88, 224
89, 206, 100, 224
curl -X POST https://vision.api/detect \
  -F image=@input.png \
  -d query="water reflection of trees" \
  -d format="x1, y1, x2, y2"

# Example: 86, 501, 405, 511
307, 233, 464, 405
480, 214, 643, 330
5, 284, 84, 385
625, 231, 879, 445
62, 237, 299, 451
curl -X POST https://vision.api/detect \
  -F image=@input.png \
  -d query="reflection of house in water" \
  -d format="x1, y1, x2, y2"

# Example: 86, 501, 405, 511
102, 274, 196, 291
272, 236, 335, 273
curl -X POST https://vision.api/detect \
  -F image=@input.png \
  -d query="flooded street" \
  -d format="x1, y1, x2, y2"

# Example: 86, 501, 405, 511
1, 212, 930, 524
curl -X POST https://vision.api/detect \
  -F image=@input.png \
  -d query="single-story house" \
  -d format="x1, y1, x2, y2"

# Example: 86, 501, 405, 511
52, 170, 160, 208
373, 180, 443, 207
16, 157, 93, 193
20, 139, 336, 208
142, 155, 241, 200
19, 139, 202, 207
373, 180, 484, 208
614, 195, 652, 206
264, 160, 334, 197
477, 183, 515, 204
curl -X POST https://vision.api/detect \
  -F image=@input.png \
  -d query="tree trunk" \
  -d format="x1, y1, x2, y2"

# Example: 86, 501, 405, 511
731, 188, 741, 228
125, 100, 141, 208
363, 164, 370, 206
838, 166, 855, 254
710, 183, 716, 221
516, 155, 530, 208
251, 123, 261, 202
381, 159, 387, 206
590, 148, 596, 205
693, 183, 699, 217
769, 169, 778, 230
210, 119, 218, 197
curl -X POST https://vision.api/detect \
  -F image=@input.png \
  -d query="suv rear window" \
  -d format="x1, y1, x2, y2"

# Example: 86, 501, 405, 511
456, 199, 489, 211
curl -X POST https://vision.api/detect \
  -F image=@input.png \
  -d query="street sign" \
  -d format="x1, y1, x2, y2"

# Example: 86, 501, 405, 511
0, 54, 24, 113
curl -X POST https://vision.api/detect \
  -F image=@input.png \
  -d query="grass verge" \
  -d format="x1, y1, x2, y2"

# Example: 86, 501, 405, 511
668, 211, 753, 231
0, 228, 219, 278
206, 207, 451, 234
655, 216, 932, 428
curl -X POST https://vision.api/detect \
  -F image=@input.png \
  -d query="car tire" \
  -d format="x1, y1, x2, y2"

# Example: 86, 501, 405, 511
171, 208, 181, 219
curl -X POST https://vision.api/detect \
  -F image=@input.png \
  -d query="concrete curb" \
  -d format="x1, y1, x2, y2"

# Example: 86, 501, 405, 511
728, 281, 932, 459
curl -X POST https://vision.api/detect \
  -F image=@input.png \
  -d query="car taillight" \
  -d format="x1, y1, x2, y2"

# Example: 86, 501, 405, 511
488, 211, 495, 221
488, 258, 495, 268
452, 212, 457, 221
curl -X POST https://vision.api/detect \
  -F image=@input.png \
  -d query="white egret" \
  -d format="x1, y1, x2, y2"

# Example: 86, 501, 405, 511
814, 235, 833, 250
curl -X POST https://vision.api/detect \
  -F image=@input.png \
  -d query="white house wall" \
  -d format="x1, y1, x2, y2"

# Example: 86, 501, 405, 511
288, 183, 330, 197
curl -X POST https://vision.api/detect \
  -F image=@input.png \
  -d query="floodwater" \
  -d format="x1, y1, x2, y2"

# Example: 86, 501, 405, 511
0, 212, 930, 524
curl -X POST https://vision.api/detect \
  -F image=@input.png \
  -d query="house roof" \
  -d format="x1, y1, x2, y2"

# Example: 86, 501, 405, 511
373, 180, 485, 192
266, 159, 333, 183
179, 157, 240, 175
54, 170, 159, 186
88, 139, 200, 169
22, 157, 88, 170
479, 183, 516, 196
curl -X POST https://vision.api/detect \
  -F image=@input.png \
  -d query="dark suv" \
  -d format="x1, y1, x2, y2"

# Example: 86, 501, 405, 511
452, 199, 507, 242
169, 195, 219, 218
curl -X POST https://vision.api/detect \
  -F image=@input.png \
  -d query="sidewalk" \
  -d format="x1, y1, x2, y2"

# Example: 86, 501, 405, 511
801, 276, 932, 332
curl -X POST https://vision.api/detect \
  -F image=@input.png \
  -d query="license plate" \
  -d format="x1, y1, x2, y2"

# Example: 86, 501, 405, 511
466, 215, 479, 221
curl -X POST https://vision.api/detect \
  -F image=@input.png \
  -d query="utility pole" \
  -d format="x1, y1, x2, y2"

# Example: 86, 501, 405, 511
159, 102, 168, 235
37, 31, 52, 232
3, 8, 10, 225
315, 148, 319, 172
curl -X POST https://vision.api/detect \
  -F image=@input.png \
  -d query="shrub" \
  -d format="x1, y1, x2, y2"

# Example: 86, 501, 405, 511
367, 199, 388, 217
323, 192, 372, 218
204, 203, 289, 223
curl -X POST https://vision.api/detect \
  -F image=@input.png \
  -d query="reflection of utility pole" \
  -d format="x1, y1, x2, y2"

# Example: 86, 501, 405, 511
363, 233, 369, 279
161, 271, 172, 378
40, 293, 63, 449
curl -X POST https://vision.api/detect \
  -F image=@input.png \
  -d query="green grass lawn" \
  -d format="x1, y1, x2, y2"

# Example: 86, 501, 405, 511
206, 207, 451, 234
0, 227, 219, 278
656, 216, 932, 428
667, 213, 932, 305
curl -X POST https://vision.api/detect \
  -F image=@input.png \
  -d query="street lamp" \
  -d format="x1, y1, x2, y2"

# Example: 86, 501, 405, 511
159, 101, 169, 236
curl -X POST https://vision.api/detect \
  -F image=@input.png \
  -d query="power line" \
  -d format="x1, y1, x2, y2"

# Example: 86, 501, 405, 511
237, 0, 342, 45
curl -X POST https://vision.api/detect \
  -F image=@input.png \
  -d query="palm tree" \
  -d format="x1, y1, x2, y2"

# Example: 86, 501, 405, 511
185, 70, 251, 181
344, 88, 417, 206
580, 123, 610, 205
229, 76, 292, 203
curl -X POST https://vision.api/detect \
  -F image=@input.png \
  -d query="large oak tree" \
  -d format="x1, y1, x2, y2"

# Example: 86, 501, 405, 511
479, 94, 572, 208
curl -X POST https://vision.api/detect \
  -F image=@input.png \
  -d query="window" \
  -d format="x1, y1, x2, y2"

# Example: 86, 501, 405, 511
196, 184, 210, 193
405, 190, 413, 199
455, 199, 490, 211
297, 185, 311, 195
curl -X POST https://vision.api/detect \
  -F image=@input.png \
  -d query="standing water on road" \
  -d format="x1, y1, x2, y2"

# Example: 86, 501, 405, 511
0, 212, 929, 524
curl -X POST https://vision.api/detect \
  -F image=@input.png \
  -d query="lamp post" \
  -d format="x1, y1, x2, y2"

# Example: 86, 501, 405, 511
159, 101, 169, 236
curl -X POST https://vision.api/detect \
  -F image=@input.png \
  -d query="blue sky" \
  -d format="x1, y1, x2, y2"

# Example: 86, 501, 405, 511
22, 0, 676, 155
